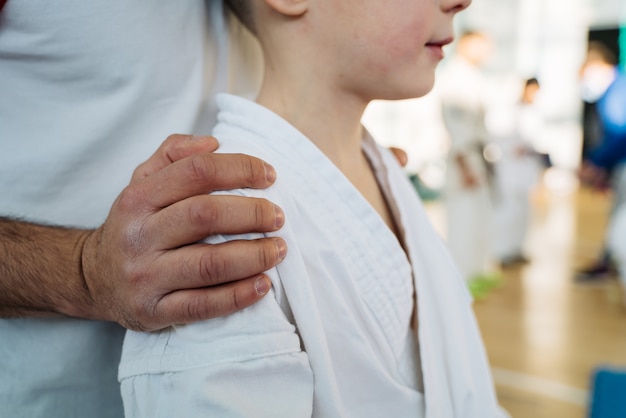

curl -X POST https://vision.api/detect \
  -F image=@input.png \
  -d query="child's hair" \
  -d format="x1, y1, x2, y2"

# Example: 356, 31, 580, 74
224, 0, 257, 35
586, 41, 618, 66
525, 77, 539, 89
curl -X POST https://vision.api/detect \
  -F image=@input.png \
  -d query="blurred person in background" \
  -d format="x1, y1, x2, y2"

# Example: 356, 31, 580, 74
576, 41, 626, 283
438, 31, 499, 296
489, 78, 545, 268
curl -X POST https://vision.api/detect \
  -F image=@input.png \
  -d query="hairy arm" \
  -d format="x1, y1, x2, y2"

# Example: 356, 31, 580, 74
0, 219, 92, 318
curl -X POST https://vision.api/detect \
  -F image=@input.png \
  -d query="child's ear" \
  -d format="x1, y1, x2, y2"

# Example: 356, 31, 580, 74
263, 0, 308, 17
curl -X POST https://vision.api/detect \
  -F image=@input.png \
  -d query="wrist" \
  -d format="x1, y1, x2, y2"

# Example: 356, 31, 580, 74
59, 228, 99, 320
71, 227, 115, 322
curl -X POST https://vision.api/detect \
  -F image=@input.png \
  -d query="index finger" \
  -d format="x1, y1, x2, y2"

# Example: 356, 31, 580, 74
137, 152, 277, 210
131, 134, 219, 183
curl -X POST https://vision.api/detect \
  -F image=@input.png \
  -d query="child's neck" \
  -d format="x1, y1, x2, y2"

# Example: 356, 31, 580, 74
256, 72, 366, 174
256, 68, 400, 236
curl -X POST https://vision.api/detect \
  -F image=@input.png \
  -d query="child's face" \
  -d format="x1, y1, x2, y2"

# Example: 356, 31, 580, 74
315, 0, 470, 101
523, 83, 540, 104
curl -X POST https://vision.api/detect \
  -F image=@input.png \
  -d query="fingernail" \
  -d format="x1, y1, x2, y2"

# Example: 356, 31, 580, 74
274, 205, 285, 229
263, 162, 276, 183
254, 276, 271, 296
275, 238, 287, 261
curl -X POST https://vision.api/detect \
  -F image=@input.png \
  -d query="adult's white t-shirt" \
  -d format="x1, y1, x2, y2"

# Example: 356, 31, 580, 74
0, 1, 262, 416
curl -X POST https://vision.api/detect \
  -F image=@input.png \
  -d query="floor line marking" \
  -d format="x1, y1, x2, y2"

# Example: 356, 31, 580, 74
492, 367, 589, 407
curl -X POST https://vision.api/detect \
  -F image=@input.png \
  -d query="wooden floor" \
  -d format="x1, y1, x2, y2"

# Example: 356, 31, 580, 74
427, 174, 626, 417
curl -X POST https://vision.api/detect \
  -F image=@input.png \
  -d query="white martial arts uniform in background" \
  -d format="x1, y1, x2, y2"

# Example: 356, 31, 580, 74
120, 94, 508, 418
438, 56, 494, 281
489, 101, 544, 263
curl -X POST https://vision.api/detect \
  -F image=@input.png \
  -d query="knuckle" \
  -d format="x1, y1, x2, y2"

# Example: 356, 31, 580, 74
115, 185, 145, 214
246, 156, 265, 184
165, 133, 183, 144
231, 287, 246, 312
199, 249, 228, 285
184, 296, 213, 322
131, 161, 150, 181
254, 198, 274, 228
119, 221, 150, 258
236, 154, 263, 185
121, 264, 149, 299
243, 156, 258, 183
116, 247, 157, 302
186, 153, 219, 186
188, 198, 220, 228
257, 241, 277, 269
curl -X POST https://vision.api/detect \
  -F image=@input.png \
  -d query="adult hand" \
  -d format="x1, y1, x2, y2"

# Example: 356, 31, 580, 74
455, 154, 479, 189
461, 170, 479, 188
76, 134, 286, 331
389, 147, 408, 168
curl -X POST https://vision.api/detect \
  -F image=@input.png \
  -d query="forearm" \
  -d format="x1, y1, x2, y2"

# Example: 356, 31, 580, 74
454, 153, 479, 188
454, 153, 470, 171
0, 217, 93, 318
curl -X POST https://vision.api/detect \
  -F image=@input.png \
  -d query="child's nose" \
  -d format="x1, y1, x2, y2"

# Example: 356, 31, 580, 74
441, 0, 472, 14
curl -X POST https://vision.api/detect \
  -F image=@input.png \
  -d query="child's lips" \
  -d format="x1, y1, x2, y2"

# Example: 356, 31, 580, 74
425, 37, 453, 60
426, 37, 454, 48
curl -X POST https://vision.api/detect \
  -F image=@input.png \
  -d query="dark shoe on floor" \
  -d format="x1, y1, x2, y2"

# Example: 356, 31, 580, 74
499, 254, 530, 268
574, 261, 616, 283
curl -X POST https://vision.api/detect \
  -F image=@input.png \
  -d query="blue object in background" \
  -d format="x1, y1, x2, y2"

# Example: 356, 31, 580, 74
589, 366, 626, 418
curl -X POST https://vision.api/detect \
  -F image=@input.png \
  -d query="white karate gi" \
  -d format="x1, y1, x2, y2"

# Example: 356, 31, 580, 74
490, 102, 543, 261
120, 94, 508, 418
438, 57, 494, 280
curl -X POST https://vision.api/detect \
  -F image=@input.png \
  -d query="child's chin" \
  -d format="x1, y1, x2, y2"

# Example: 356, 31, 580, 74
379, 83, 435, 101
